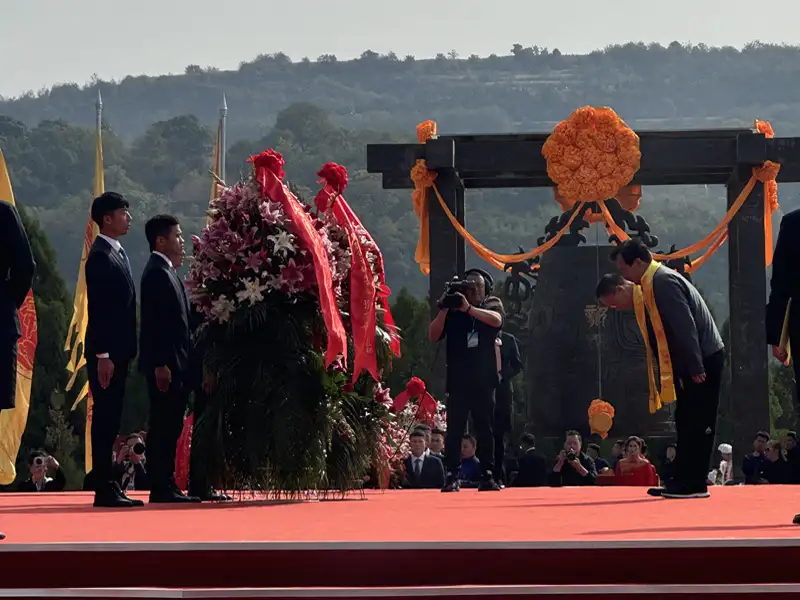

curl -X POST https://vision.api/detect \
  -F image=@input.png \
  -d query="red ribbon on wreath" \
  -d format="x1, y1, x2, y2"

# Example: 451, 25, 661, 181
250, 150, 348, 368
392, 377, 437, 424
315, 162, 401, 382
173, 413, 194, 491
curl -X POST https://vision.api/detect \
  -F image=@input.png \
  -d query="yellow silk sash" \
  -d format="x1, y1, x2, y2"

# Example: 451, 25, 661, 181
780, 299, 792, 364
632, 261, 677, 413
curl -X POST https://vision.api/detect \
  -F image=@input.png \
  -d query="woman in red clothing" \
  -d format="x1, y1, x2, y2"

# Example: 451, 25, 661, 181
614, 436, 659, 486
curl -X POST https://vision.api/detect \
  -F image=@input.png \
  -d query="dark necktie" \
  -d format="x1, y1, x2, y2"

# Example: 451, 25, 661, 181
414, 458, 422, 479
119, 247, 132, 276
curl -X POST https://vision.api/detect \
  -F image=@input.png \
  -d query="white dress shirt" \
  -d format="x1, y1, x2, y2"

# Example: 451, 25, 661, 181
151, 250, 173, 269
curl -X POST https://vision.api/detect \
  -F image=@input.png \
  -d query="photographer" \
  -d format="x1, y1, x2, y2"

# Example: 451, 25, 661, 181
428, 268, 504, 492
550, 430, 597, 487
18, 451, 66, 492
113, 433, 150, 492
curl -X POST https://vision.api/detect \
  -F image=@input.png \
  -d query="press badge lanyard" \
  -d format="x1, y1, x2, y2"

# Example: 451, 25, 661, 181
466, 314, 479, 349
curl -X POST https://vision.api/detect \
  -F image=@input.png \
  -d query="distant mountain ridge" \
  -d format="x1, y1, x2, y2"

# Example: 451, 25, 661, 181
3, 41, 800, 142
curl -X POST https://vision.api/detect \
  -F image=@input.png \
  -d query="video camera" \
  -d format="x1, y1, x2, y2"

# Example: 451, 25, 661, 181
438, 277, 476, 310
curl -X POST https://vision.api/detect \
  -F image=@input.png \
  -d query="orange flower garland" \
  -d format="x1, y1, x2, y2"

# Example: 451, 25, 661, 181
754, 120, 780, 265
588, 399, 615, 439
409, 120, 439, 274
543, 106, 641, 204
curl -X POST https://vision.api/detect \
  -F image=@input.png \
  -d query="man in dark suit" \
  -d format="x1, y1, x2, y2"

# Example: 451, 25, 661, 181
85, 192, 140, 508
765, 210, 800, 524
139, 215, 199, 503
403, 430, 446, 489
513, 433, 548, 487
494, 331, 523, 485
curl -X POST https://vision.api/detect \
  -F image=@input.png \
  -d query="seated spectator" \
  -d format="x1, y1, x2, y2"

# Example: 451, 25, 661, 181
459, 434, 482, 485
784, 431, 800, 484
430, 428, 446, 461
614, 436, 658, 487
743, 431, 770, 484
757, 440, 789, 484
402, 430, 445, 489
18, 451, 66, 492
586, 443, 611, 473
513, 433, 547, 487
659, 443, 677, 487
709, 443, 735, 486
114, 433, 150, 491
610, 439, 625, 469
550, 430, 596, 487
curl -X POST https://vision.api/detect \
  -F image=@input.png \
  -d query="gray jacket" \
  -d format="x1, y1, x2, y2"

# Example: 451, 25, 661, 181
649, 265, 724, 377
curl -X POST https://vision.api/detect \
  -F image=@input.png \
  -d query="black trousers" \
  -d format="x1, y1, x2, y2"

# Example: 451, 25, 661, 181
146, 375, 190, 492
0, 335, 18, 411
493, 380, 513, 483
87, 354, 129, 483
445, 384, 495, 474
673, 351, 724, 489
188, 387, 209, 496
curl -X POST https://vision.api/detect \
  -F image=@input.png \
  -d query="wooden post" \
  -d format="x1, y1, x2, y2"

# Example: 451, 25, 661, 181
727, 169, 769, 475
427, 169, 466, 396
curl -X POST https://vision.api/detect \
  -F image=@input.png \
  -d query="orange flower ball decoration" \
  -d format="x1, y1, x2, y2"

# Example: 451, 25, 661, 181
588, 399, 615, 439
542, 106, 642, 204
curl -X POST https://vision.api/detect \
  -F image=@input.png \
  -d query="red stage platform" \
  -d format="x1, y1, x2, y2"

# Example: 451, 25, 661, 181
1, 486, 799, 598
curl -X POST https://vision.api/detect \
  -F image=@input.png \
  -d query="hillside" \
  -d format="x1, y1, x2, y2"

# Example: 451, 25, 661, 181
4, 41, 800, 316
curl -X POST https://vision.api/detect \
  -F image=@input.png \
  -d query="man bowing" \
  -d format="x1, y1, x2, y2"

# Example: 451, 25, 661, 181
139, 215, 199, 503
596, 239, 724, 500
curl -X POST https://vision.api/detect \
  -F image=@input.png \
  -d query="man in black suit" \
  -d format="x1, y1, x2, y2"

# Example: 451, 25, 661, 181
85, 192, 141, 508
513, 433, 548, 487
139, 215, 199, 503
765, 209, 800, 524
403, 430, 446, 489
494, 331, 523, 485
0, 199, 33, 540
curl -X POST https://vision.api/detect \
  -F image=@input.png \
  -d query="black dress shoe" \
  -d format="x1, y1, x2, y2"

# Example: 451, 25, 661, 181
793, 514, 800, 525
477, 471, 502, 492
149, 490, 202, 504
441, 472, 461, 493
191, 490, 232, 502
112, 482, 144, 507
94, 491, 137, 508
0, 532, 5, 540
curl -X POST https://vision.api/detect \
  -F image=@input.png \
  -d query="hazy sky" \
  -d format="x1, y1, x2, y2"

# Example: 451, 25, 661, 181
3, 0, 799, 97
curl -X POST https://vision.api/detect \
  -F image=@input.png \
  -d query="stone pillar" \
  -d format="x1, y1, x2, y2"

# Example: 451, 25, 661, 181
727, 170, 769, 474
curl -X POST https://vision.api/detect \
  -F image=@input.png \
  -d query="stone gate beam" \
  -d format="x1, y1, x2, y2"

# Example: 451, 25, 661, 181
727, 167, 769, 473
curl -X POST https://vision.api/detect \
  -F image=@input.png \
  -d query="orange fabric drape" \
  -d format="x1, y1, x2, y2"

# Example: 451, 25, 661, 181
411, 118, 780, 277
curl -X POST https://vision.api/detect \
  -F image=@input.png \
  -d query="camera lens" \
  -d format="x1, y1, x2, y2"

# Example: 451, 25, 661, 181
132, 442, 146, 455
34, 457, 44, 466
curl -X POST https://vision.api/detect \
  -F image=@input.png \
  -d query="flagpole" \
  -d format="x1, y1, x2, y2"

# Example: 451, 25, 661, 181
220, 93, 227, 182
96, 90, 103, 135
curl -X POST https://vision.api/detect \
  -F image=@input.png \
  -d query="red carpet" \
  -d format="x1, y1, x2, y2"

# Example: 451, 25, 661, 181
0, 486, 799, 594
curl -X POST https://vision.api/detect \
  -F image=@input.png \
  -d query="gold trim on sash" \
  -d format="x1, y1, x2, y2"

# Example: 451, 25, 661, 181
632, 261, 677, 413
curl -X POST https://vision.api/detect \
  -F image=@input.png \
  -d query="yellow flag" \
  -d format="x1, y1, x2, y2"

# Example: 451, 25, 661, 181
65, 124, 102, 473
0, 149, 38, 485
207, 121, 221, 225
